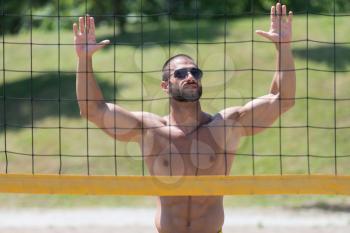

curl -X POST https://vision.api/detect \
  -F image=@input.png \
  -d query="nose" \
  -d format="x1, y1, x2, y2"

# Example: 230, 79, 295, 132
185, 71, 195, 81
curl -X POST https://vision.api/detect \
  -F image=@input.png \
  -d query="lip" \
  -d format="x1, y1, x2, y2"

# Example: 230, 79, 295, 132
183, 83, 198, 88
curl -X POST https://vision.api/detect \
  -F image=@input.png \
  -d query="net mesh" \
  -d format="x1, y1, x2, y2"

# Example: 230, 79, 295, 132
0, 0, 349, 178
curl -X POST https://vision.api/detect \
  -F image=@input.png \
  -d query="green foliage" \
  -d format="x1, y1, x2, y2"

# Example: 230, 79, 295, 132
1, 0, 350, 34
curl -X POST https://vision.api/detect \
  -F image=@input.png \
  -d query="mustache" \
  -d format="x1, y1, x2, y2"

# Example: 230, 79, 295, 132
182, 80, 199, 87
183, 83, 198, 88
184, 79, 197, 84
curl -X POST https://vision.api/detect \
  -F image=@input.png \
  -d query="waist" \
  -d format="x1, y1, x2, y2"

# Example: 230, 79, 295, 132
156, 197, 224, 233
158, 196, 223, 208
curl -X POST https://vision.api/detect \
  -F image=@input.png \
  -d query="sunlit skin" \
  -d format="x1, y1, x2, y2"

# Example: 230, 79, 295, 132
74, 3, 295, 233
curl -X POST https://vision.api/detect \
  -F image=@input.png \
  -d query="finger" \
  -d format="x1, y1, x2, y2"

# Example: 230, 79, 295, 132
89, 17, 95, 35
270, 6, 276, 20
85, 15, 90, 33
288, 11, 293, 23
79, 17, 84, 33
276, 2, 281, 16
93, 40, 110, 53
255, 30, 271, 40
73, 23, 78, 36
98, 40, 110, 46
282, 5, 287, 17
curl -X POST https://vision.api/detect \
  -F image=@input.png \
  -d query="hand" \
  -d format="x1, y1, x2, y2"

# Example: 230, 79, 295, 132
73, 16, 110, 58
256, 3, 293, 45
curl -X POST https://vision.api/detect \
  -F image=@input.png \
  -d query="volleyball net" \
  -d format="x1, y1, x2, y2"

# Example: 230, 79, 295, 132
0, 0, 350, 195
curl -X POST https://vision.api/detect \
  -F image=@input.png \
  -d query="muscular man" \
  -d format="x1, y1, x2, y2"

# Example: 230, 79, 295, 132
74, 3, 295, 233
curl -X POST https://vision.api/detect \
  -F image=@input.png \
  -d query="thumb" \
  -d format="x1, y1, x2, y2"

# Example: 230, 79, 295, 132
97, 39, 110, 49
255, 30, 271, 40
91, 40, 110, 54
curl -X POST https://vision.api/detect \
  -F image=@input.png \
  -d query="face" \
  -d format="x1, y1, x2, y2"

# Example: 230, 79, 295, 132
164, 57, 203, 102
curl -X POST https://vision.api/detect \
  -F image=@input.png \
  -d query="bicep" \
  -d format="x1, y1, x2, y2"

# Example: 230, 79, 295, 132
238, 94, 282, 136
99, 104, 164, 141
89, 103, 143, 141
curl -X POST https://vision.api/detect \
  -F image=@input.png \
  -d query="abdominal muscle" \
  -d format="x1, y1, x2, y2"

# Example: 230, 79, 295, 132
155, 196, 224, 233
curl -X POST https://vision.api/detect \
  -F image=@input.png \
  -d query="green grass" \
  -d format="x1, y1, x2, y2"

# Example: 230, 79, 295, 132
0, 15, 350, 207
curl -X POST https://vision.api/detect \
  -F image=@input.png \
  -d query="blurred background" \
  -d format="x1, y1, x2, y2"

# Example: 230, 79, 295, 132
0, 0, 350, 232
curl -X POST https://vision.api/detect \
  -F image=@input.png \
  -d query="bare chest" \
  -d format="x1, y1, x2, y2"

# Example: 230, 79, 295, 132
142, 125, 236, 176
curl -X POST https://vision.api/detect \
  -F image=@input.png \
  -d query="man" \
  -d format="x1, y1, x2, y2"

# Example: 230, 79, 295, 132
74, 3, 295, 233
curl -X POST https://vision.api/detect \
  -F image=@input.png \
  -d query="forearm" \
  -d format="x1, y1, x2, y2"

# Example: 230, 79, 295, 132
76, 56, 143, 140
270, 44, 296, 107
76, 56, 106, 118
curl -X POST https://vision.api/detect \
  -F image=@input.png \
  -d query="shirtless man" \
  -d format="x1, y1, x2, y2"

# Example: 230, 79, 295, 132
74, 3, 295, 233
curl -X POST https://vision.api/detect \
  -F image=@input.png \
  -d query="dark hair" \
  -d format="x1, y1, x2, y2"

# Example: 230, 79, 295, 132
162, 54, 196, 81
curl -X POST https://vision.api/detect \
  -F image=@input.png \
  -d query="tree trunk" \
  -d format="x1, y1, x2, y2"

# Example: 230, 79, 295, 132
115, 0, 126, 34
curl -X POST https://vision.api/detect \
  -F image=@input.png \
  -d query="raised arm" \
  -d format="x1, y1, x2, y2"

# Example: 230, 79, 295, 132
74, 16, 160, 141
221, 3, 296, 136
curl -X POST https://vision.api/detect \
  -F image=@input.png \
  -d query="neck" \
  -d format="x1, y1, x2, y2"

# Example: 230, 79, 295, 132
168, 99, 203, 129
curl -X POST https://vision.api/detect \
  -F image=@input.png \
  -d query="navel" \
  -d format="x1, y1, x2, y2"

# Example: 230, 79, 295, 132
209, 155, 216, 162
163, 160, 169, 167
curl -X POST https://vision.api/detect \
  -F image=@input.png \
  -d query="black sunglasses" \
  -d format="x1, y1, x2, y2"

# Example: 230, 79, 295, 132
172, 68, 203, 80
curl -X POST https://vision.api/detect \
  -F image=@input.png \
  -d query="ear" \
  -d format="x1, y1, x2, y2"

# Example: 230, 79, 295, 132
161, 81, 169, 93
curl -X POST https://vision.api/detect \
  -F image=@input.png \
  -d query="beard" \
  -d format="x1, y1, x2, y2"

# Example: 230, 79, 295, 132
169, 82, 202, 102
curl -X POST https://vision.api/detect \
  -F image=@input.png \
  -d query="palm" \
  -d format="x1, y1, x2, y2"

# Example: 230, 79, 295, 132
73, 16, 109, 57
266, 13, 292, 43
75, 31, 98, 56
256, 3, 293, 44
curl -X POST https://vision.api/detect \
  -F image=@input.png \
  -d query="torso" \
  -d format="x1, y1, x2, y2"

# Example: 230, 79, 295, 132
138, 112, 241, 233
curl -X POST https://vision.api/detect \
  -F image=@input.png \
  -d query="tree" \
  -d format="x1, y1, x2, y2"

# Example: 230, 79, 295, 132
1, 0, 349, 35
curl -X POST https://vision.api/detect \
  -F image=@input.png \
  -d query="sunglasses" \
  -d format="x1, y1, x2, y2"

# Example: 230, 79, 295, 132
172, 67, 203, 80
